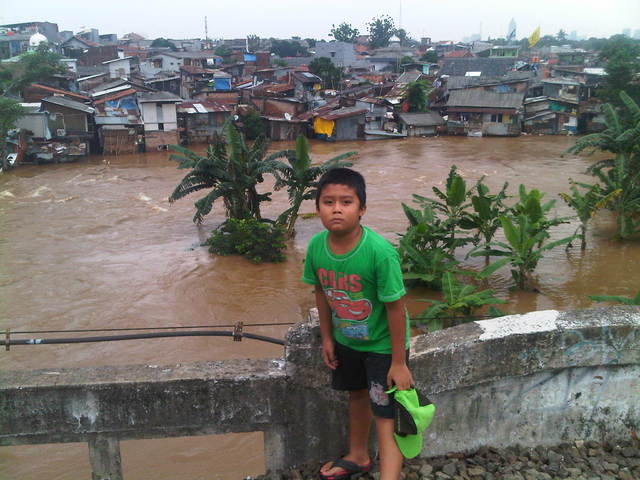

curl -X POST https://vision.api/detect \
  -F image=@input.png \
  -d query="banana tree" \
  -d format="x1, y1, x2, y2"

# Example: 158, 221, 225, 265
268, 135, 355, 237
565, 91, 640, 239
460, 181, 510, 262
589, 290, 640, 306
474, 214, 575, 290
169, 123, 279, 223
414, 272, 506, 331
413, 165, 475, 250
559, 180, 622, 250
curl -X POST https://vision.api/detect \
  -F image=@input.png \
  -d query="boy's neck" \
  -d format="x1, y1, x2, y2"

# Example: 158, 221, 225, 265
327, 225, 363, 255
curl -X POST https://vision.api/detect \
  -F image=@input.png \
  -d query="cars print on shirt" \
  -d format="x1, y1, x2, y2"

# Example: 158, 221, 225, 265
324, 288, 372, 340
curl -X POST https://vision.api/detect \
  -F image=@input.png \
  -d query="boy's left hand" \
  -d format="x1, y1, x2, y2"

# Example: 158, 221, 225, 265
387, 363, 414, 390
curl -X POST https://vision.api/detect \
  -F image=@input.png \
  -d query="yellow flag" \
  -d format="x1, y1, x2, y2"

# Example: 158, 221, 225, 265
528, 26, 541, 47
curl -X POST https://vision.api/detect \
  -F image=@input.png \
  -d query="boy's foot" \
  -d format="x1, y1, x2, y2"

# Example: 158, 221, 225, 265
319, 456, 372, 480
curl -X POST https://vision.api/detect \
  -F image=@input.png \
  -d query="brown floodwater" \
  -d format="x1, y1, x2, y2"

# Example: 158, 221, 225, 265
1, 136, 638, 479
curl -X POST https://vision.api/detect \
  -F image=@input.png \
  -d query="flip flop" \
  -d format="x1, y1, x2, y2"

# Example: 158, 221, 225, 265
319, 457, 372, 480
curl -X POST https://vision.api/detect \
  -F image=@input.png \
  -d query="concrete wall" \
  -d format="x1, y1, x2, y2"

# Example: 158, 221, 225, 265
1, 307, 638, 480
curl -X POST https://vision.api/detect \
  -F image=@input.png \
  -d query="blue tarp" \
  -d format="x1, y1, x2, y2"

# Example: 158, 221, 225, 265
214, 78, 231, 91
244, 53, 256, 62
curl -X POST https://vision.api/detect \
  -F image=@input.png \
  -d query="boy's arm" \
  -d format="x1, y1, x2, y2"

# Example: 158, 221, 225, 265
385, 298, 413, 390
315, 285, 337, 370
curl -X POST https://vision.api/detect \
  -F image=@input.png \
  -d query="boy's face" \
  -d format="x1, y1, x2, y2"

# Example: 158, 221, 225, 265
317, 183, 366, 235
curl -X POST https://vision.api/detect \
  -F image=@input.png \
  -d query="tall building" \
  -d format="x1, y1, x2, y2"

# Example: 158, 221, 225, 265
507, 18, 516, 42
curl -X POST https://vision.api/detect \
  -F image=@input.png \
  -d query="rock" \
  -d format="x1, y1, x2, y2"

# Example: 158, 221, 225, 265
602, 461, 619, 473
435, 472, 451, 480
618, 467, 635, 480
586, 448, 599, 457
442, 462, 457, 477
467, 467, 486, 476
564, 467, 581, 477
406, 471, 420, 480
420, 464, 434, 477
621, 446, 640, 458
547, 450, 563, 464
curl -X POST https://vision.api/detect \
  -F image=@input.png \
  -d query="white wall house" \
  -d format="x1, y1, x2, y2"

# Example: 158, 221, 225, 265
103, 57, 133, 79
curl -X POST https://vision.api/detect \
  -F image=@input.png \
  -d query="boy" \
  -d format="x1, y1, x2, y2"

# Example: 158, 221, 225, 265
301, 168, 413, 480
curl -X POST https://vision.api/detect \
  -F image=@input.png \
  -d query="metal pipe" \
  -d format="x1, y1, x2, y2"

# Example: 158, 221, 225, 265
1, 330, 285, 347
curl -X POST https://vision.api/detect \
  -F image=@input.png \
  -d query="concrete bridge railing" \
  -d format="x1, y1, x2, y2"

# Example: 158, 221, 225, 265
1, 307, 639, 480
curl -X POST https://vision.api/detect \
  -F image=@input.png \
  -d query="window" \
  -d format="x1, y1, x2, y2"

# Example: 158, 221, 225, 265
330, 52, 336, 58
491, 114, 503, 123
158, 123, 164, 130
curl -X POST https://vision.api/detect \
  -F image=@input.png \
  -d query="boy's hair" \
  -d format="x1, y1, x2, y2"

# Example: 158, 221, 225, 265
315, 167, 366, 209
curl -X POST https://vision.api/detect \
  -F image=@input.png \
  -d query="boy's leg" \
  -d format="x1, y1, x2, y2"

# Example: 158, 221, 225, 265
374, 416, 404, 480
320, 389, 373, 476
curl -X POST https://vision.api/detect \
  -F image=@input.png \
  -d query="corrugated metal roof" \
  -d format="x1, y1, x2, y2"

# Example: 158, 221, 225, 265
93, 88, 138, 105
137, 91, 183, 103
41, 96, 95, 114
177, 99, 231, 113
398, 112, 445, 127
440, 58, 517, 77
29, 83, 89, 101
319, 106, 367, 121
446, 90, 525, 109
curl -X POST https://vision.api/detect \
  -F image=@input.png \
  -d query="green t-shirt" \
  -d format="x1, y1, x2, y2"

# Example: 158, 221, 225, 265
302, 226, 409, 354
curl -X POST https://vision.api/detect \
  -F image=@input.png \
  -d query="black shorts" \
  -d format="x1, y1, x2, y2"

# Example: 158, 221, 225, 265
331, 341, 409, 419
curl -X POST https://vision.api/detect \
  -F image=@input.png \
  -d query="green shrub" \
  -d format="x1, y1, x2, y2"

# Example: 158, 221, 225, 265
205, 218, 287, 263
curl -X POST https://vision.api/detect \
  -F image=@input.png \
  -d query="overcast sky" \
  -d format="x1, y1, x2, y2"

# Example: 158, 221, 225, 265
2, 0, 639, 42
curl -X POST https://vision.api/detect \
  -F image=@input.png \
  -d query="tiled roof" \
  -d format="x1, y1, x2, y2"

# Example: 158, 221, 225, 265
446, 90, 525, 109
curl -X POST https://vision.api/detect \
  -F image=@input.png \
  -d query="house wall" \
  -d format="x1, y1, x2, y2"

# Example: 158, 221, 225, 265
333, 115, 364, 141
145, 130, 179, 150
102, 128, 137, 154
107, 59, 131, 79
314, 41, 357, 68
141, 103, 178, 131
403, 124, 437, 137
182, 112, 230, 143
267, 120, 307, 141
44, 104, 89, 135
15, 112, 51, 139
263, 99, 304, 117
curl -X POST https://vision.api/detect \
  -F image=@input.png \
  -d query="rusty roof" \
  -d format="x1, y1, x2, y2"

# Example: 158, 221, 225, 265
29, 83, 89, 101
177, 99, 231, 113
93, 88, 138, 105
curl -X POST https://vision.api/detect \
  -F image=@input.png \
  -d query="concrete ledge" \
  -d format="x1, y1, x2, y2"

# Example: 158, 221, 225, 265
0, 307, 638, 475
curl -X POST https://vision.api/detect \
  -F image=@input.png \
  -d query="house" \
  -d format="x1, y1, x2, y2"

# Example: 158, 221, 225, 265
179, 65, 217, 98
144, 75, 181, 96
314, 41, 358, 68
312, 106, 367, 141
103, 57, 134, 79
446, 90, 524, 136
262, 115, 308, 141
353, 97, 398, 138
292, 71, 321, 102
397, 112, 445, 136
177, 99, 231, 144
92, 88, 142, 154
0, 32, 30, 59
40, 96, 96, 155
541, 78, 580, 133
137, 91, 183, 150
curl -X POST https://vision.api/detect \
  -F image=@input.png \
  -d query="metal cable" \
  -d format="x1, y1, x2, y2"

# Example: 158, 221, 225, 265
11, 322, 297, 335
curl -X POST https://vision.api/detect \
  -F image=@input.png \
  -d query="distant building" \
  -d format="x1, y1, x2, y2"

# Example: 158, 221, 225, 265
0, 21, 59, 42
314, 41, 358, 68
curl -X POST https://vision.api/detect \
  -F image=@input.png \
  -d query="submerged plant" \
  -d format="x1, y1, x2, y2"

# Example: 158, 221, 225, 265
413, 272, 506, 332
589, 290, 640, 306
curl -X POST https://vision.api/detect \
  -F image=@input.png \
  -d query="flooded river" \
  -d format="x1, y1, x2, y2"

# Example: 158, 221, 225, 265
1, 136, 639, 479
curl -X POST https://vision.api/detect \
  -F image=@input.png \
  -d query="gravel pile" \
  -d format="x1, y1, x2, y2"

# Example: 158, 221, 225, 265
250, 440, 640, 480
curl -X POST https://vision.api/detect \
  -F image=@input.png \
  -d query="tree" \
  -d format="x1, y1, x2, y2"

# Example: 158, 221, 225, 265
0, 97, 25, 170
367, 15, 395, 48
241, 109, 266, 140
556, 29, 568, 42
598, 35, 640, 104
304, 38, 317, 48
308, 57, 343, 89
395, 28, 412, 47
151, 37, 177, 51
214, 44, 231, 57
268, 135, 355, 236
420, 50, 438, 63
10, 44, 66, 94
329, 23, 359, 43
270, 39, 308, 57
403, 79, 431, 112
566, 91, 640, 239
247, 34, 260, 52
168, 123, 278, 223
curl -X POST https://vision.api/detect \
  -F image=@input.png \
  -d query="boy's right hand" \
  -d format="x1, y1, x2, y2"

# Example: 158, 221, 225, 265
322, 338, 338, 370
